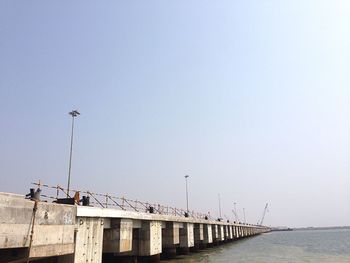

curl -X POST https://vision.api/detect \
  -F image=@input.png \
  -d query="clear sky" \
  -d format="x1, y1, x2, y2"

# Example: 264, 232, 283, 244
0, 0, 349, 228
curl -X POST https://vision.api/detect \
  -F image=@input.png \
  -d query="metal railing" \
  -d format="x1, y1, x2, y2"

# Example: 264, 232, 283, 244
31, 181, 210, 220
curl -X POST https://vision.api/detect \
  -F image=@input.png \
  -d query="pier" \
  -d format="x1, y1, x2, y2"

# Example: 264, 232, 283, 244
0, 184, 270, 263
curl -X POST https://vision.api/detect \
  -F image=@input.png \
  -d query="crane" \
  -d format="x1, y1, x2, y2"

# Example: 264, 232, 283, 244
232, 209, 239, 222
258, 203, 269, 226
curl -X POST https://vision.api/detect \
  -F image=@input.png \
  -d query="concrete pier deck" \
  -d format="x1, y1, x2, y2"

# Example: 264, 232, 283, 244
0, 192, 270, 262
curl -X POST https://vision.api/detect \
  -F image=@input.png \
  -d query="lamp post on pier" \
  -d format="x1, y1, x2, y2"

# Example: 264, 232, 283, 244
218, 193, 222, 220
67, 110, 80, 197
185, 175, 190, 214
234, 202, 238, 222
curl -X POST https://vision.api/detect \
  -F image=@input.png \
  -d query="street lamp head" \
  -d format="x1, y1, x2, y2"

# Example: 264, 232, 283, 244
69, 110, 80, 117
185, 175, 189, 178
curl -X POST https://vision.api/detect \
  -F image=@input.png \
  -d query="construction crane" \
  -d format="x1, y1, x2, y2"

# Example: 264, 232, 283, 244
258, 203, 269, 226
232, 209, 239, 222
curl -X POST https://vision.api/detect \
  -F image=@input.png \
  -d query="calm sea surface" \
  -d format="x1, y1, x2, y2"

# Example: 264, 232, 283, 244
162, 229, 350, 263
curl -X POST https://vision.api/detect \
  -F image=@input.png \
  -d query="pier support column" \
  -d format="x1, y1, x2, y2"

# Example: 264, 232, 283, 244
193, 223, 204, 250
229, 226, 233, 240
203, 224, 213, 246
224, 225, 229, 241
161, 222, 179, 259
212, 225, 219, 243
103, 219, 133, 253
178, 223, 194, 254
62, 217, 104, 263
237, 226, 241, 238
139, 221, 162, 257
218, 225, 224, 242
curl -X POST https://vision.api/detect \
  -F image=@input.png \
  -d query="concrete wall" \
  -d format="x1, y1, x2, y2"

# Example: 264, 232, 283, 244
0, 192, 76, 262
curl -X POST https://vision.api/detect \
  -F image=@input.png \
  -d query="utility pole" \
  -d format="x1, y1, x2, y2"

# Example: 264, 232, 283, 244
67, 110, 80, 197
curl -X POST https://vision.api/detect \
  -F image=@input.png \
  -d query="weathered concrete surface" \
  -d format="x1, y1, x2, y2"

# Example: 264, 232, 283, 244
73, 217, 105, 263
0, 192, 270, 263
203, 224, 213, 244
212, 225, 219, 242
138, 221, 162, 256
179, 223, 194, 248
219, 225, 224, 241
161, 222, 180, 248
58, 217, 105, 263
103, 219, 133, 253
0, 192, 76, 261
229, 225, 233, 239
194, 223, 204, 244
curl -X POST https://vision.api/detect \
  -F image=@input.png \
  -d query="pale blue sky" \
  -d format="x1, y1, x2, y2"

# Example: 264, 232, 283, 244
0, 1, 349, 227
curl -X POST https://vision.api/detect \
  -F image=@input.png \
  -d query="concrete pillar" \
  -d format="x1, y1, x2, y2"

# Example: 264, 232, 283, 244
212, 225, 219, 242
203, 224, 213, 245
64, 217, 104, 263
161, 222, 179, 259
162, 222, 180, 248
178, 222, 194, 254
229, 226, 233, 240
224, 225, 229, 240
103, 219, 133, 253
218, 225, 224, 242
193, 223, 204, 249
139, 221, 162, 256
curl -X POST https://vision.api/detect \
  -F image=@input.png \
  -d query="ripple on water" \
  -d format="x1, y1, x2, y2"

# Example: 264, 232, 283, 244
161, 229, 350, 263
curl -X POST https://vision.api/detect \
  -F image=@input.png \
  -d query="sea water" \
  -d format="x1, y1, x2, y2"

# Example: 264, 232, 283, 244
161, 229, 350, 263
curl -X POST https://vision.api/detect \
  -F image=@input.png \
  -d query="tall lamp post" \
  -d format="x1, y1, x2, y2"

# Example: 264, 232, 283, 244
234, 202, 238, 222
67, 110, 80, 197
218, 193, 222, 220
185, 175, 189, 214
